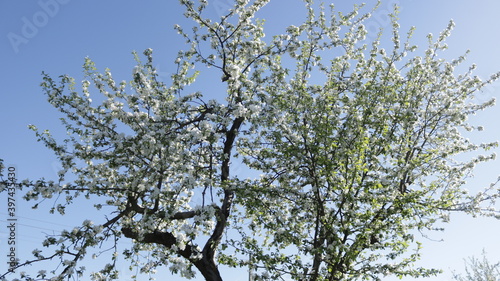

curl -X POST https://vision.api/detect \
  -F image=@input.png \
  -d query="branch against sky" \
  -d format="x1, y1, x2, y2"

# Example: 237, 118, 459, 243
452, 251, 500, 281
1, 0, 500, 280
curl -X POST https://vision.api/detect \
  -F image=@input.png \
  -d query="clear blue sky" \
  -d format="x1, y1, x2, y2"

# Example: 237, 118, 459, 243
1, 0, 500, 280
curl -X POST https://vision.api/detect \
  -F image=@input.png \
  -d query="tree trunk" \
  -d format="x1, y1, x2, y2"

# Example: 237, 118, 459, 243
194, 257, 223, 281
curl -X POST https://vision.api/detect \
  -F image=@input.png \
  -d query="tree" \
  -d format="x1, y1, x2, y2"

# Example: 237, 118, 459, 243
1, 0, 500, 280
453, 251, 500, 281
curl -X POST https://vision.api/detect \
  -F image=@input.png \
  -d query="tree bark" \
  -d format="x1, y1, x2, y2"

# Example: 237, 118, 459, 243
193, 258, 223, 281
121, 227, 224, 281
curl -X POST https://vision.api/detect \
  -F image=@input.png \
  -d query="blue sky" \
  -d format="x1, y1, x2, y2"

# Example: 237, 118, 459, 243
1, 0, 500, 280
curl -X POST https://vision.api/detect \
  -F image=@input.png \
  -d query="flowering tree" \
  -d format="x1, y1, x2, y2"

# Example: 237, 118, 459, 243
453, 251, 500, 281
1, 0, 500, 280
